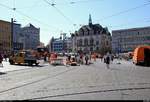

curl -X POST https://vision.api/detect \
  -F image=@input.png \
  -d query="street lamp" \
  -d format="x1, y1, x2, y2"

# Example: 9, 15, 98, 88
11, 18, 16, 53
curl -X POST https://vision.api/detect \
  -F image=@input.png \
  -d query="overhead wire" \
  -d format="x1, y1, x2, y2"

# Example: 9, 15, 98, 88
0, 2, 13, 10
99, 2, 150, 21
70, 0, 104, 4
1, 1, 150, 33
43, 0, 75, 26
0, 2, 61, 32
26, 0, 42, 11
15, 10, 61, 31
105, 17, 150, 29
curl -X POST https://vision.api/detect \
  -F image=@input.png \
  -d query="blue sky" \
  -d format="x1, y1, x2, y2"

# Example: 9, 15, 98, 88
0, 0, 150, 45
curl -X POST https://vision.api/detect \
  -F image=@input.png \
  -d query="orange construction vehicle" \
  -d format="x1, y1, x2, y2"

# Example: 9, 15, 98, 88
133, 45, 150, 66
31, 47, 49, 59
37, 47, 49, 58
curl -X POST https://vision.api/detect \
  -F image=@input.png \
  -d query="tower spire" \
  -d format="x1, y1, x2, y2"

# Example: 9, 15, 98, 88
89, 14, 92, 26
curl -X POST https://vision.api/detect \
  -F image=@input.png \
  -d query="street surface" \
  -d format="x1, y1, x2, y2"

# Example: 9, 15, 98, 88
0, 59, 150, 100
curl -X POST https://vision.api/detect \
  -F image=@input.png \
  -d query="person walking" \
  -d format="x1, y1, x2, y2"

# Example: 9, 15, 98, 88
0, 53, 3, 67
100, 54, 103, 62
80, 54, 83, 64
3, 54, 7, 61
105, 54, 110, 69
85, 54, 89, 65
44, 54, 47, 62
93, 53, 96, 61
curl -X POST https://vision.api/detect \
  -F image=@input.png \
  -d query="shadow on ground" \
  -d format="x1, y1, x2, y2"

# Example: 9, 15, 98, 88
9, 64, 48, 68
0, 72, 7, 75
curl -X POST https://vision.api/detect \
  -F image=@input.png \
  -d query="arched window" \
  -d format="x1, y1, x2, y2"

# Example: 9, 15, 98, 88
82, 29, 84, 36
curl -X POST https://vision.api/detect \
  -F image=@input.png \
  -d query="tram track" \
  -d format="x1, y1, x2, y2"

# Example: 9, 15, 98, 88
0, 64, 61, 79
25, 86, 150, 100
0, 66, 76, 95
0, 60, 149, 100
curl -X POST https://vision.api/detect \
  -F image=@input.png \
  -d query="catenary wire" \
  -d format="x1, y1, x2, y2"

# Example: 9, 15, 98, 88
1, 1, 150, 33
43, 0, 75, 26
99, 2, 150, 21
0, 2, 61, 32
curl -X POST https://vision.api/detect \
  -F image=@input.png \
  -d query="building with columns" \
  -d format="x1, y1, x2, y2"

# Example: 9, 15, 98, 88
71, 14, 111, 55
112, 26, 150, 53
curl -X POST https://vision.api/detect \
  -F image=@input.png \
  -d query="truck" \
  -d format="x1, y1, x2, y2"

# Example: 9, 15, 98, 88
9, 51, 40, 66
133, 45, 150, 66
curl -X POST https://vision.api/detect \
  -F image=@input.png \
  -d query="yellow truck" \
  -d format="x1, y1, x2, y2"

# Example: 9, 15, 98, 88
9, 51, 39, 66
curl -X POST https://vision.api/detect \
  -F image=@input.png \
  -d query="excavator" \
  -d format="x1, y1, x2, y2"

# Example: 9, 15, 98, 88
9, 50, 40, 66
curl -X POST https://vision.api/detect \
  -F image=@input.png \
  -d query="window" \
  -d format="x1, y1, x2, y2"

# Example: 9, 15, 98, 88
79, 39, 82, 46
77, 40, 80, 46
96, 41, 99, 45
84, 39, 88, 46
90, 47, 93, 51
106, 41, 109, 46
82, 29, 84, 36
90, 38, 94, 45
96, 47, 99, 50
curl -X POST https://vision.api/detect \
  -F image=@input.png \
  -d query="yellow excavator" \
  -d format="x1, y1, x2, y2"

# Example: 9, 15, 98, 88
9, 50, 39, 66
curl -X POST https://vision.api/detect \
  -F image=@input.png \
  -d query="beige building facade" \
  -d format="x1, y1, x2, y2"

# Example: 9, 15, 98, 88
72, 15, 111, 55
0, 20, 11, 54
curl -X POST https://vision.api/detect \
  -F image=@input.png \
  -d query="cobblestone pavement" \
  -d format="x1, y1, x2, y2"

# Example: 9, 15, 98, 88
0, 59, 150, 100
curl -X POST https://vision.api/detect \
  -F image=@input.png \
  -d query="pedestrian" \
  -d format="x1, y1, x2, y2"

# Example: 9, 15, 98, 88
85, 54, 89, 65
111, 54, 114, 63
4, 54, 7, 61
80, 54, 83, 64
100, 55, 103, 62
105, 55, 110, 69
76, 54, 80, 64
68, 54, 71, 62
93, 53, 96, 61
0, 53, 3, 67
44, 54, 47, 62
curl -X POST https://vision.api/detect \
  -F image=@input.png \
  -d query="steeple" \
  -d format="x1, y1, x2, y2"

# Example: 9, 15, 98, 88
89, 14, 92, 26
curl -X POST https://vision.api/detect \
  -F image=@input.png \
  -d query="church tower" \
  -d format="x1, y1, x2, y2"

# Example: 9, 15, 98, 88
89, 14, 92, 26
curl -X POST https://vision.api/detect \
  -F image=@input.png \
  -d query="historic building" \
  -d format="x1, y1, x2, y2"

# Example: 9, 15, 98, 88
0, 20, 11, 54
21, 23, 40, 50
71, 15, 111, 54
112, 26, 150, 53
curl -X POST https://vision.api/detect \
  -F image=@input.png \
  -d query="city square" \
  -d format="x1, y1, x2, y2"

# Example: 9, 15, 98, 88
0, 0, 150, 100
0, 58, 150, 100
